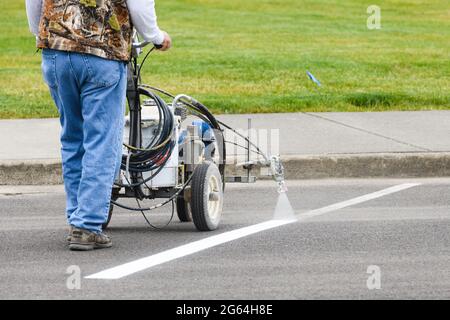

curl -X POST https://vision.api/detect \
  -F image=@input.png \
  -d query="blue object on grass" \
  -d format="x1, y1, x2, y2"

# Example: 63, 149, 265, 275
307, 71, 322, 87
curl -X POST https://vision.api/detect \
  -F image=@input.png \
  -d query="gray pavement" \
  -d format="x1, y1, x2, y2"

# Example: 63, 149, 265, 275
1, 111, 449, 184
1, 111, 449, 161
0, 178, 449, 299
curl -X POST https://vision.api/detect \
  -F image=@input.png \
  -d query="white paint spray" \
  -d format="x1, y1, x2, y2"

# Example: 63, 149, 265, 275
273, 189, 297, 221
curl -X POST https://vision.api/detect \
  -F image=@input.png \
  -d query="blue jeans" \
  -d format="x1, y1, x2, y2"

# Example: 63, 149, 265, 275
41, 49, 126, 234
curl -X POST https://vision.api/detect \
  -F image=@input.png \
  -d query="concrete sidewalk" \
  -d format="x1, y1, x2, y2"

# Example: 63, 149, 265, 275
1, 111, 449, 184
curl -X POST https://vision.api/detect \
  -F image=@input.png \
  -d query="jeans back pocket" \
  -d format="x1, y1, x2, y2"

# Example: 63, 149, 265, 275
82, 54, 123, 88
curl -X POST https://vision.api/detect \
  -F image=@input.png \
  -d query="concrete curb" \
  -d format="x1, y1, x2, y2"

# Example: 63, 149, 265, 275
1, 153, 449, 185
0, 159, 62, 185
266, 152, 450, 179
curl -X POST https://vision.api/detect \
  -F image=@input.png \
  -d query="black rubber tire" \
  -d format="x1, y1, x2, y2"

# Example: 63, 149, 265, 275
176, 197, 192, 222
102, 203, 114, 230
102, 189, 119, 230
190, 162, 223, 231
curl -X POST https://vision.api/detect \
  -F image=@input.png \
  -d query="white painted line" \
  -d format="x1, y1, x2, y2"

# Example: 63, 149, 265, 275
85, 219, 296, 280
86, 183, 420, 280
298, 183, 421, 220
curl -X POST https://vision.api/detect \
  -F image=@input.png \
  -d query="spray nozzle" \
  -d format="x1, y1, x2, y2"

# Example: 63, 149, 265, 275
269, 156, 287, 193
270, 156, 284, 182
235, 156, 287, 192
277, 180, 288, 193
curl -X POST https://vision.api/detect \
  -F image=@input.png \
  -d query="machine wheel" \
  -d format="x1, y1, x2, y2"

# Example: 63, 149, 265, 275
102, 190, 119, 230
176, 197, 192, 222
102, 203, 114, 230
190, 162, 223, 231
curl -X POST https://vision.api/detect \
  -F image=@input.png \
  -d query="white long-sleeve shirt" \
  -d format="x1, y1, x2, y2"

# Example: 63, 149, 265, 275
25, 0, 165, 45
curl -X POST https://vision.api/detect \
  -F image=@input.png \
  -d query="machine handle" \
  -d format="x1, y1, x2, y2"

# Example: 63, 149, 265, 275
132, 40, 150, 49
132, 41, 163, 50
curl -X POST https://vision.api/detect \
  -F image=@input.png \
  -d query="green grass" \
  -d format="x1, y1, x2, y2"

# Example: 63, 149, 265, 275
0, 0, 449, 118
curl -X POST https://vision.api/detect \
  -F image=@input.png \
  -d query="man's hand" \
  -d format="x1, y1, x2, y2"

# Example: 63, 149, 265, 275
156, 31, 172, 51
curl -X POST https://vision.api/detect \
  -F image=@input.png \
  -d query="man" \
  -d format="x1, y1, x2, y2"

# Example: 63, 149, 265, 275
25, 0, 171, 251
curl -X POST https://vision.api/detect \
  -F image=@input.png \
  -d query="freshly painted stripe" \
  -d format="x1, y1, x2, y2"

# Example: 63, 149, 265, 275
86, 183, 420, 280
85, 219, 295, 280
299, 183, 421, 219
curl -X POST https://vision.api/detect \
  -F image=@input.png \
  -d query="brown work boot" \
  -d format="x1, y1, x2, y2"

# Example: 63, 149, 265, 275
69, 227, 112, 251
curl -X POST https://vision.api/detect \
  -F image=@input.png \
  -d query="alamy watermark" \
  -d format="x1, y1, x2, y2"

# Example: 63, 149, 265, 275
367, 5, 381, 30
179, 127, 280, 176
366, 265, 381, 290
66, 265, 81, 290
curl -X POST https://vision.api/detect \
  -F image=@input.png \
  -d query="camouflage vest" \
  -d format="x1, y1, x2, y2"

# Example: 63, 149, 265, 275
38, 0, 133, 61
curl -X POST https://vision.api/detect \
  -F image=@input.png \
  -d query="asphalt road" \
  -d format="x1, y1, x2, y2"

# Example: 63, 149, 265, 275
0, 178, 449, 299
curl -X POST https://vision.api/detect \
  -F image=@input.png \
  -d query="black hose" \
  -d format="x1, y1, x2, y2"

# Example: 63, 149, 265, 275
119, 88, 174, 174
